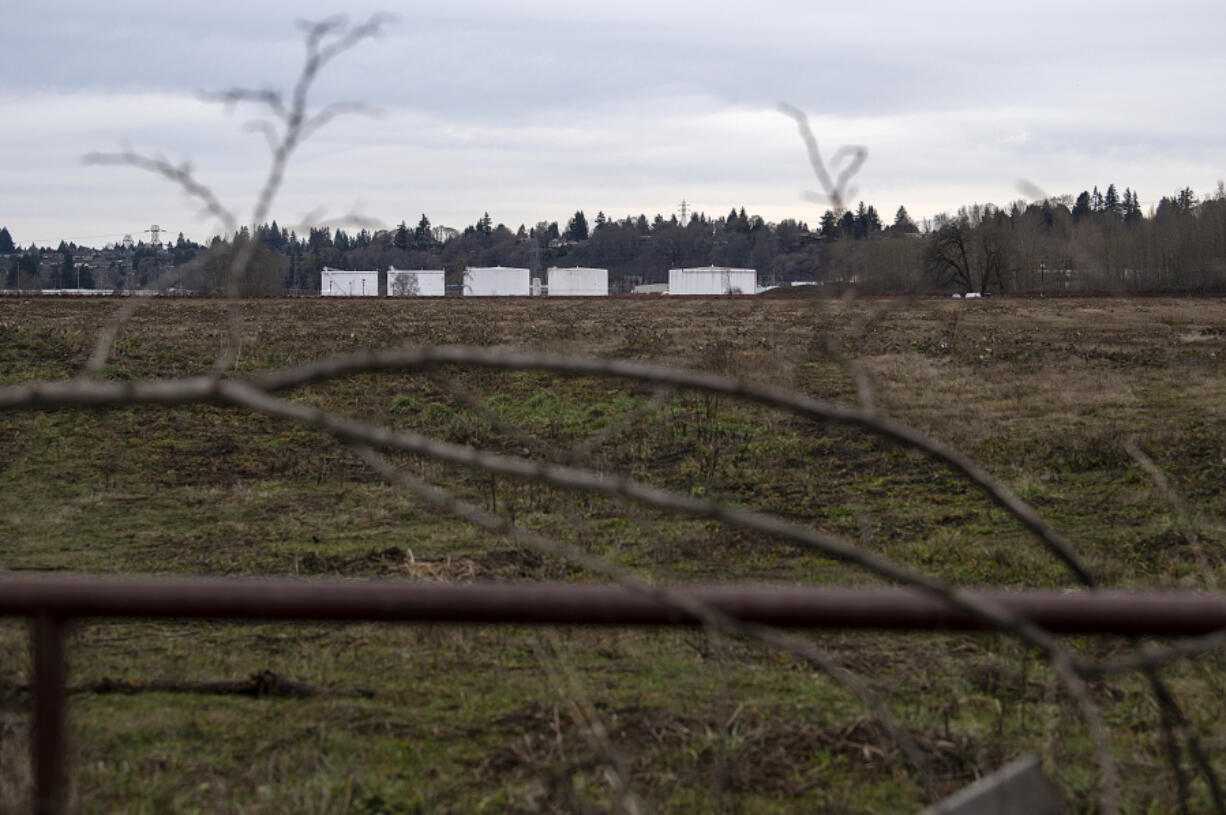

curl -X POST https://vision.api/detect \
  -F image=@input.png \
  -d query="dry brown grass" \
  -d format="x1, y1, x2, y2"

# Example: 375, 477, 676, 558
2, 294, 1226, 812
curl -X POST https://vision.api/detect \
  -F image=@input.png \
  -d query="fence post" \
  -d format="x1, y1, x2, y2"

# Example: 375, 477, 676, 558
31, 613, 67, 815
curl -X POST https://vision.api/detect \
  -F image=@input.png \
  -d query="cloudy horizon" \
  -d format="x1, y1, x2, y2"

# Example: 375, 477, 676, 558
3, 0, 1224, 247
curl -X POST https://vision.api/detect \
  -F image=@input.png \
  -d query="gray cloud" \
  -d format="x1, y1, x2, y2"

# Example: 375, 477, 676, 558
3, 0, 1224, 245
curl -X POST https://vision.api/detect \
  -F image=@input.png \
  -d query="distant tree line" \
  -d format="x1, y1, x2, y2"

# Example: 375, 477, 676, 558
4, 182, 1224, 294
230, 209, 827, 294
921, 183, 1226, 294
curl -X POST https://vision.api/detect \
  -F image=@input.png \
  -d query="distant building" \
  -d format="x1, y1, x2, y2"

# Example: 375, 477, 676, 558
387, 268, 445, 297
547, 267, 608, 296
463, 266, 531, 297
668, 266, 756, 296
631, 283, 669, 295
321, 267, 378, 296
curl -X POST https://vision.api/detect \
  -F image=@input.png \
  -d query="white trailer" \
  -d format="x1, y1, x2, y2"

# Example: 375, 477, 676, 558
387, 267, 445, 297
321, 267, 378, 297
547, 267, 608, 297
668, 266, 756, 296
463, 266, 531, 297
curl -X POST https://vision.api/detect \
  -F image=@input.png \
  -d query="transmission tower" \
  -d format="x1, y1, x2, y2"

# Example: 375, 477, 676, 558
144, 224, 166, 250
677, 199, 689, 227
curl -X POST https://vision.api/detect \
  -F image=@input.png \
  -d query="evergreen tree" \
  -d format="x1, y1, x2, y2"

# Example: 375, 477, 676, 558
565, 210, 589, 241
264, 220, 285, 250
0, 227, 14, 255
60, 247, 74, 288
1123, 188, 1143, 222
864, 204, 882, 236
1176, 187, 1197, 212
413, 214, 433, 248
838, 210, 856, 237
1091, 186, 1104, 212
1072, 191, 1092, 223
594, 211, 607, 231
892, 205, 918, 234
393, 220, 410, 251
850, 202, 882, 239
12, 252, 39, 288
1104, 184, 1120, 217
819, 210, 839, 237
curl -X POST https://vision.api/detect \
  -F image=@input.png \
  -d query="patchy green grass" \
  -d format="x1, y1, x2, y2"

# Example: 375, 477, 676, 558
2, 296, 1226, 812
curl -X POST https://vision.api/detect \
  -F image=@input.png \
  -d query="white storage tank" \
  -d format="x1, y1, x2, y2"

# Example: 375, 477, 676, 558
321, 267, 378, 296
667, 266, 757, 296
463, 266, 531, 297
547, 267, 608, 297
387, 267, 445, 297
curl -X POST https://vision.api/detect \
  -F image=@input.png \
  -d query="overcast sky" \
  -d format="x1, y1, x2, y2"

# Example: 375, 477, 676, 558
2, 0, 1224, 246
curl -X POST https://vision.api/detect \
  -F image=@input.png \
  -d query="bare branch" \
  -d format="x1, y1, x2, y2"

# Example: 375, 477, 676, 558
1126, 440, 1218, 590
243, 346, 1096, 587
201, 88, 289, 123
1087, 630, 1226, 677
243, 120, 283, 156
205, 13, 391, 371
780, 104, 867, 213
298, 101, 379, 143
1143, 667, 1226, 814
80, 151, 237, 372
212, 379, 1085, 673
354, 445, 932, 782
0, 346, 1095, 586
82, 151, 237, 234
289, 209, 382, 236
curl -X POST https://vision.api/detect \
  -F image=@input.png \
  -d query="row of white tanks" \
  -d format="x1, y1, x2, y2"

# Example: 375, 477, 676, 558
320, 265, 757, 297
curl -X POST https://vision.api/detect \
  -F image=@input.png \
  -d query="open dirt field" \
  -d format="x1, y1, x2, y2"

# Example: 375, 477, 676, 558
2, 295, 1225, 812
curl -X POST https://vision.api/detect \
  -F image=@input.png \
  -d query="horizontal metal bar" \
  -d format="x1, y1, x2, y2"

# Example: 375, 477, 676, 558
2, 577, 1226, 635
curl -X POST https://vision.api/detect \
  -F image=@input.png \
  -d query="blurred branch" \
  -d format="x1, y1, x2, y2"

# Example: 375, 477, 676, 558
244, 346, 1096, 587
0, 347, 1094, 586
354, 445, 932, 782
0, 349, 1148, 806
780, 104, 867, 214
1126, 440, 1218, 589
81, 151, 237, 234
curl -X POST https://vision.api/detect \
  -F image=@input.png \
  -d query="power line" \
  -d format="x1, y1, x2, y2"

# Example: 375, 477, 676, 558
25, 233, 126, 244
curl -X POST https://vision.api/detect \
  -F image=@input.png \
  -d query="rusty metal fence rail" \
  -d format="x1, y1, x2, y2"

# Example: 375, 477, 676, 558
7, 575, 1226, 814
